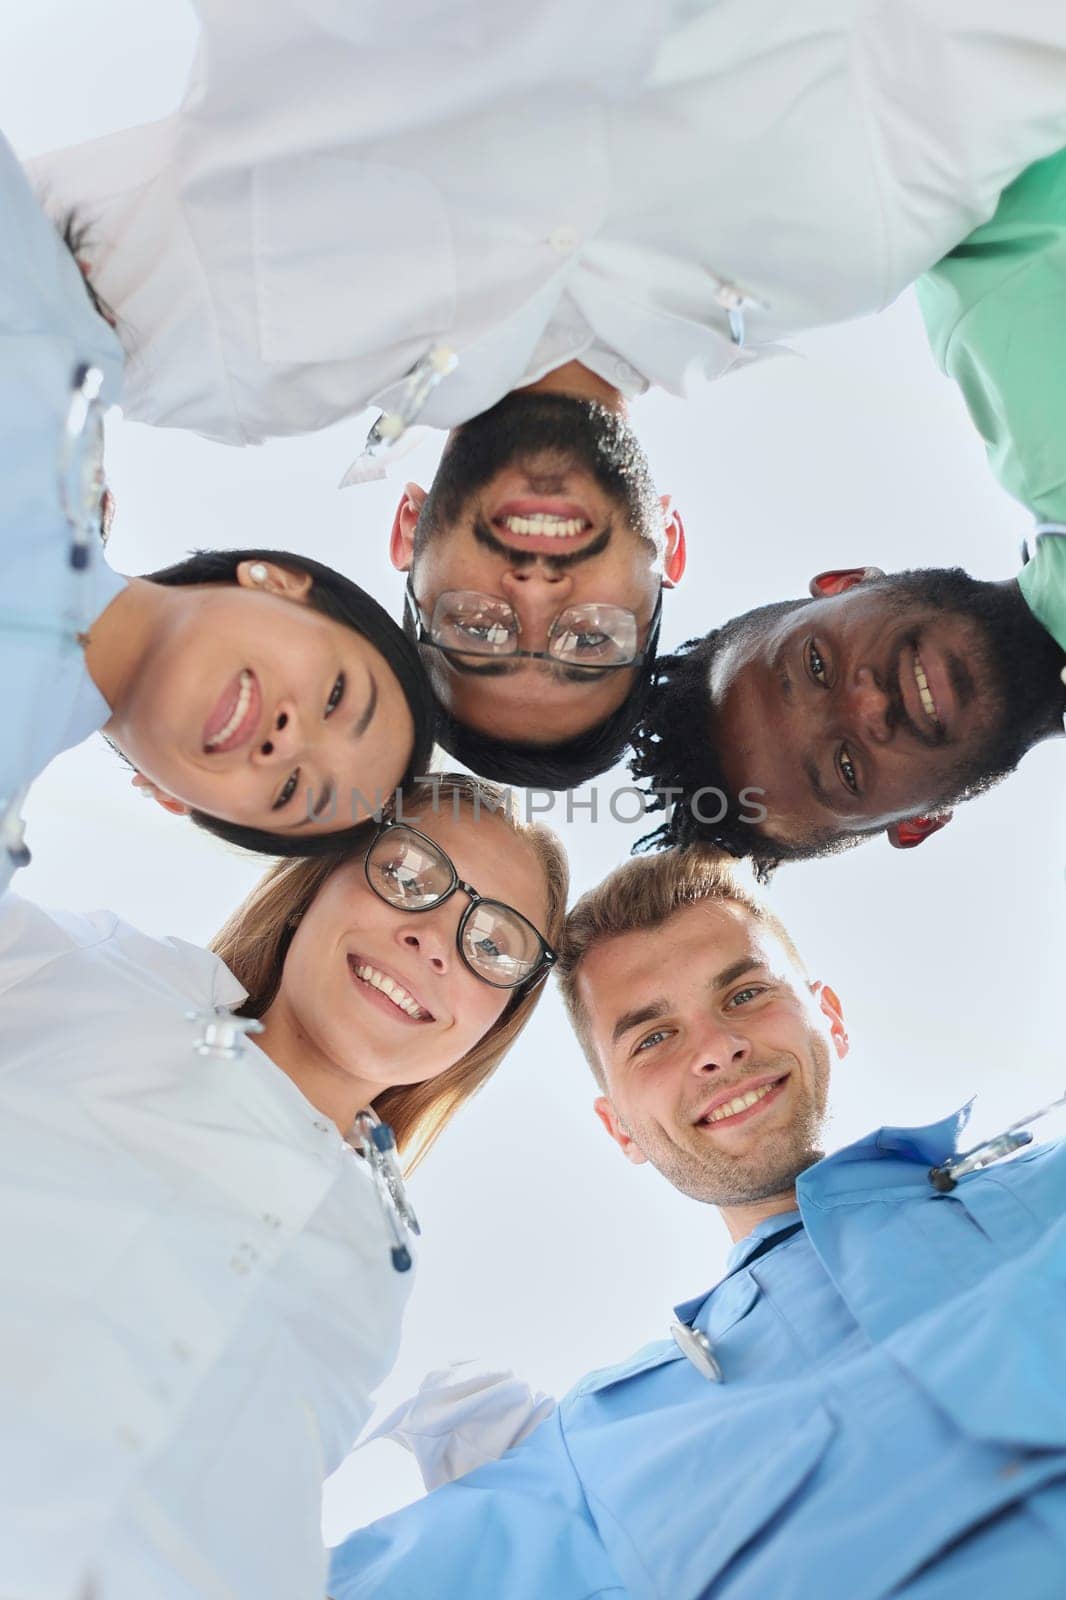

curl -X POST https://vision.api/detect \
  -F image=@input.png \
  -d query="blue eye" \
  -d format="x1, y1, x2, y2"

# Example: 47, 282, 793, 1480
635, 1029, 670, 1053
728, 986, 763, 1007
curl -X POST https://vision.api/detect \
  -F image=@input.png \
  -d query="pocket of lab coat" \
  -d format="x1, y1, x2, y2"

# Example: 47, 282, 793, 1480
251, 153, 456, 364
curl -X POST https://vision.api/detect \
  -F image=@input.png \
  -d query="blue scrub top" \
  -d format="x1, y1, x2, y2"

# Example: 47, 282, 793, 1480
329, 1112, 1066, 1599
1, 129, 125, 890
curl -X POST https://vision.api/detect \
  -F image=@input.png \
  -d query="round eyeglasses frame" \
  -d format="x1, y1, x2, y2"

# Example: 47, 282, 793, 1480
364, 822, 557, 991
404, 578, 663, 674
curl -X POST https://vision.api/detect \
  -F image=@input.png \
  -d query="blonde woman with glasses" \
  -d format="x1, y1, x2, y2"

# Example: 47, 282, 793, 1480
0, 774, 566, 1600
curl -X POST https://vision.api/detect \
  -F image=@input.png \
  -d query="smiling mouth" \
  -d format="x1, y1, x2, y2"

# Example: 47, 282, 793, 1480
348, 956, 434, 1023
489, 495, 596, 549
696, 1074, 788, 1129
495, 512, 591, 539
912, 650, 940, 728
203, 669, 261, 754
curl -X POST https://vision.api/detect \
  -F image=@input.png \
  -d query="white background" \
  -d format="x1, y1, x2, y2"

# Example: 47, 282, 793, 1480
5, 0, 1064, 1536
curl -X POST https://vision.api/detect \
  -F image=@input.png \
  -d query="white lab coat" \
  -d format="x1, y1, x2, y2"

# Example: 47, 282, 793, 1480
0, 130, 125, 893
26, 0, 1066, 455
0, 894, 413, 1600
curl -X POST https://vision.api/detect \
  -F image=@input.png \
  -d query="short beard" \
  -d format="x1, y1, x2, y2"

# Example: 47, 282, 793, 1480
412, 390, 663, 557
646, 1123, 825, 1210
617, 1055, 829, 1209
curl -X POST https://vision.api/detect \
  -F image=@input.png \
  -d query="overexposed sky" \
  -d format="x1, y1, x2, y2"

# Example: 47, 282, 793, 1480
5, 0, 1064, 1534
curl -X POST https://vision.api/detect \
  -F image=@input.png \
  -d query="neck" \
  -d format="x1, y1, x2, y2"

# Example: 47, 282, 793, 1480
83, 576, 168, 716
1006, 577, 1066, 739
718, 1190, 798, 1245
518, 359, 626, 414
254, 997, 379, 1137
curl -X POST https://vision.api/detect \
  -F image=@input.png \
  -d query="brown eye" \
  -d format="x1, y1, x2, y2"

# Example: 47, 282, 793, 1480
273, 769, 300, 811
838, 745, 858, 794
325, 672, 345, 717
808, 642, 827, 683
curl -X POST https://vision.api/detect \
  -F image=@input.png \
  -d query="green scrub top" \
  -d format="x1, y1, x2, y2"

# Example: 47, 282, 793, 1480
918, 150, 1066, 655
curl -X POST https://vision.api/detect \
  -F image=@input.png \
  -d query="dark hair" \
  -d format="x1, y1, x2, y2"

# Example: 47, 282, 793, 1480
147, 548, 438, 855
628, 613, 872, 878
59, 213, 116, 327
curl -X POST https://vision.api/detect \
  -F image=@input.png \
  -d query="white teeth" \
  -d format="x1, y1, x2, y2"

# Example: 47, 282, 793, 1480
353, 962, 428, 1020
913, 658, 937, 722
704, 1081, 777, 1124
205, 670, 253, 750
500, 513, 587, 538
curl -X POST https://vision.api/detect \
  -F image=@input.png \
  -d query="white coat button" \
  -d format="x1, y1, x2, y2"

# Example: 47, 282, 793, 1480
548, 226, 579, 254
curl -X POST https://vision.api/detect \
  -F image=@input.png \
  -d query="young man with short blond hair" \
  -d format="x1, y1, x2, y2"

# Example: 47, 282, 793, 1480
330, 848, 1066, 1599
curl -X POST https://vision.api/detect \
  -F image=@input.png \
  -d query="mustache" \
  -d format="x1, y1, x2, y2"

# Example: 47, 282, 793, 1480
472, 515, 613, 570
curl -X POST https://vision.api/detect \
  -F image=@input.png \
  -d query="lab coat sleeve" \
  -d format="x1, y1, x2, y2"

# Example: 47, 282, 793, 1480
327, 1408, 626, 1600
917, 150, 1066, 523
364, 1361, 556, 1490
0, 894, 117, 1000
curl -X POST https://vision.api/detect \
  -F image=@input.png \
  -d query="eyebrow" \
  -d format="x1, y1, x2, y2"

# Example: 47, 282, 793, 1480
439, 655, 613, 684
439, 655, 512, 678
609, 959, 768, 1046
353, 670, 378, 738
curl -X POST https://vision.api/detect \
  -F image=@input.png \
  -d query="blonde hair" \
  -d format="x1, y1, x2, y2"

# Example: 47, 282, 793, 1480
211, 775, 568, 1169
557, 846, 805, 1086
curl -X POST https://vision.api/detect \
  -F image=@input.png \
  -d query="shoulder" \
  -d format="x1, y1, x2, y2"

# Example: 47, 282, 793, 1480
0, 894, 244, 1011
565, 1338, 681, 1406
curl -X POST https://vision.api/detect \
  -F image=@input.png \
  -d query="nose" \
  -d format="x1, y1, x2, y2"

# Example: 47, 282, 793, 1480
251, 700, 303, 766
687, 1016, 751, 1078
393, 912, 452, 976
499, 565, 574, 645
845, 666, 892, 745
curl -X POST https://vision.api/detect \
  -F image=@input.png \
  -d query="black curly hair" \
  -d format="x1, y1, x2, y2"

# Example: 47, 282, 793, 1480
628, 602, 879, 879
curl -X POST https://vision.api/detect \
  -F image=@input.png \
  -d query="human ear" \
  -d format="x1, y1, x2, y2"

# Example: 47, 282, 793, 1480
593, 1095, 648, 1166
130, 772, 190, 817
808, 566, 886, 598
389, 483, 427, 571
659, 496, 687, 588
810, 981, 849, 1059
234, 560, 314, 602
886, 813, 953, 850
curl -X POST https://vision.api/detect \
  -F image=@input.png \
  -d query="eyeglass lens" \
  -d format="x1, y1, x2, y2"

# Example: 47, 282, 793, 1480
431, 592, 639, 666
366, 828, 544, 986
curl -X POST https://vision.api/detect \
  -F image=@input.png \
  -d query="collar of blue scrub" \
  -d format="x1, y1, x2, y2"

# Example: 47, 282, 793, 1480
672, 1106, 974, 1326
802, 1104, 973, 1201
725, 1209, 803, 1275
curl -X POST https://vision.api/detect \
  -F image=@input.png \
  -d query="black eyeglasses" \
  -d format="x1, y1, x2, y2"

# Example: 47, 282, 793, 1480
405, 578, 662, 674
364, 822, 556, 990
